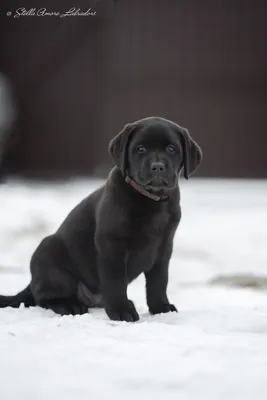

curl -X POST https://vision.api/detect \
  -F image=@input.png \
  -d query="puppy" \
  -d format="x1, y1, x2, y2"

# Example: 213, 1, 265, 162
0, 116, 202, 321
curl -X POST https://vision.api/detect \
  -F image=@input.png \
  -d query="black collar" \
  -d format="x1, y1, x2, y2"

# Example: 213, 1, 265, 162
125, 176, 169, 202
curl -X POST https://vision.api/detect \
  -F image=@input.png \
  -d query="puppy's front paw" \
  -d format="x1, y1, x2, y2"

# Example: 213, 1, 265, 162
105, 299, 139, 322
149, 303, 178, 315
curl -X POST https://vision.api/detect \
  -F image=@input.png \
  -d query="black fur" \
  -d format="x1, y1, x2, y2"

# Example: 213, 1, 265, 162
0, 116, 202, 321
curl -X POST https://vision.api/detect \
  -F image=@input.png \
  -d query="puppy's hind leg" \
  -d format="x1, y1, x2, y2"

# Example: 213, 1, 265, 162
40, 296, 89, 316
30, 235, 88, 316
32, 265, 89, 316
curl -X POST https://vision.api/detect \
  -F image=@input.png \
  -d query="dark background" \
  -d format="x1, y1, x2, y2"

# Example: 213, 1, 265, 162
1, 0, 267, 179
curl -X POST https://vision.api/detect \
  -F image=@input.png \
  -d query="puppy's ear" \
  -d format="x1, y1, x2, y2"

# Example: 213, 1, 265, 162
179, 128, 203, 179
108, 123, 137, 177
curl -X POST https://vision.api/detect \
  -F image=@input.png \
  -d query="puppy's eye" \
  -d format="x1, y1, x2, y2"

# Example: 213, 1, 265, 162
166, 144, 176, 153
136, 145, 146, 154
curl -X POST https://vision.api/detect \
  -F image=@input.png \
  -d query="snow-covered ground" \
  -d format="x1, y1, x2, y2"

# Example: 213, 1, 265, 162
1, 177, 267, 400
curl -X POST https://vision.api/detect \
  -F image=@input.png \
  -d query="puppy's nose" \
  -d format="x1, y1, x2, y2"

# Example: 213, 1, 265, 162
150, 162, 165, 173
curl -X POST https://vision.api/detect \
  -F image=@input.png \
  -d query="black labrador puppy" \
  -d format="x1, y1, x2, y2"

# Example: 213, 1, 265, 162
0, 116, 202, 322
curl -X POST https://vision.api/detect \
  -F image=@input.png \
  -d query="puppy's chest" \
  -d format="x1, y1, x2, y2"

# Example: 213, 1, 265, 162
127, 210, 170, 239
125, 212, 170, 275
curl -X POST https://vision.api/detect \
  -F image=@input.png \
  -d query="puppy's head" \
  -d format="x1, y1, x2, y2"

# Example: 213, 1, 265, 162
109, 116, 202, 194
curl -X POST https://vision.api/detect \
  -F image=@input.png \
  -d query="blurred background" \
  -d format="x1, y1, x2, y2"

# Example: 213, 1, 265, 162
0, 0, 267, 180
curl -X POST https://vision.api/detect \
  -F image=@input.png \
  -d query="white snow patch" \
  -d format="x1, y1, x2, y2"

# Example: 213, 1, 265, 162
1, 178, 267, 399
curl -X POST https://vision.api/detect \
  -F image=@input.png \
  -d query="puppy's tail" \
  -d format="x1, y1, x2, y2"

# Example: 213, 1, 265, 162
0, 284, 35, 308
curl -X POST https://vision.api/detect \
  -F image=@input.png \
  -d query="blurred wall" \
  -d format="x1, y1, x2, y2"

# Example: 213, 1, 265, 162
1, 0, 267, 178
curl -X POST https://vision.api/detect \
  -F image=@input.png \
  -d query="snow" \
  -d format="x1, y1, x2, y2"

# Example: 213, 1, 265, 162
1, 177, 267, 400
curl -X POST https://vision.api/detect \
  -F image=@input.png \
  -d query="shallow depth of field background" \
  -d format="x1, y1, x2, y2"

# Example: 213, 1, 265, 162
0, 1, 267, 400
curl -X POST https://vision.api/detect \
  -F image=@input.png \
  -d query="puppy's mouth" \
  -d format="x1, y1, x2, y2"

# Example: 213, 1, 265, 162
145, 177, 169, 188
134, 173, 175, 193
143, 177, 171, 194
